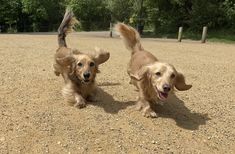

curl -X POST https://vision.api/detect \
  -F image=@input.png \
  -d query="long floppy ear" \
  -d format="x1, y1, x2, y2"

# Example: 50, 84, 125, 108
130, 66, 149, 81
175, 72, 192, 91
93, 47, 110, 65
56, 55, 75, 66
71, 48, 82, 55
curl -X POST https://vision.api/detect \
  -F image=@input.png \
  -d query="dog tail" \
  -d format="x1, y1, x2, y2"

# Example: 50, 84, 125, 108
58, 8, 79, 47
115, 23, 143, 54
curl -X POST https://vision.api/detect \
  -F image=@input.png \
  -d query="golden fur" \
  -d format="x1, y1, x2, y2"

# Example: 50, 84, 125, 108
115, 23, 192, 118
54, 9, 110, 108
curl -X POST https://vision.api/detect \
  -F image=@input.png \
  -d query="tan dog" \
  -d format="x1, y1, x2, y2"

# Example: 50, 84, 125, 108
54, 9, 110, 108
115, 23, 192, 118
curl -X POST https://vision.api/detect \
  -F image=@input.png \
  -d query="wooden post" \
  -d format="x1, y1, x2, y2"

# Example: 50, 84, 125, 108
201, 26, 208, 43
109, 23, 113, 38
178, 27, 183, 42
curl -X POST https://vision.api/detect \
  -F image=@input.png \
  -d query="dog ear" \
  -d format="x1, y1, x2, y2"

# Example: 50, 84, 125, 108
72, 48, 82, 55
56, 55, 75, 66
175, 72, 192, 91
93, 47, 110, 65
130, 66, 149, 81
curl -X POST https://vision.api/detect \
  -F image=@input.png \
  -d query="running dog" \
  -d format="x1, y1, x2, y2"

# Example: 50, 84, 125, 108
54, 9, 110, 108
115, 23, 192, 118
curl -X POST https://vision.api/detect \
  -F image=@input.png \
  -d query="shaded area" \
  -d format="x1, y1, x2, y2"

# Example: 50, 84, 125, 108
97, 82, 121, 87
89, 87, 135, 114
152, 94, 210, 130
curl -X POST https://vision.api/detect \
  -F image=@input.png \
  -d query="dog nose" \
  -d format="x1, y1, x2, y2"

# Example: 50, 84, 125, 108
163, 84, 171, 92
83, 72, 90, 79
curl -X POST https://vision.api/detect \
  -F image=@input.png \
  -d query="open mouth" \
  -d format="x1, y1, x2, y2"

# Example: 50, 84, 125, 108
84, 79, 90, 83
158, 91, 168, 100
155, 87, 168, 100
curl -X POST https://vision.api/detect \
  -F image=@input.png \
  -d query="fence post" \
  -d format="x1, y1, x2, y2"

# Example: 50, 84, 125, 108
109, 23, 113, 38
201, 26, 208, 43
178, 27, 183, 42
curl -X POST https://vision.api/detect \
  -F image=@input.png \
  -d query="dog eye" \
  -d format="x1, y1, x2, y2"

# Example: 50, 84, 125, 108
156, 72, 161, 76
90, 62, 95, 67
171, 73, 176, 79
78, 62, 83, 67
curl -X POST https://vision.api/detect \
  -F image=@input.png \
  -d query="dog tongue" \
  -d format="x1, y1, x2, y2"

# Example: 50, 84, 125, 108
160, 92, 168, 99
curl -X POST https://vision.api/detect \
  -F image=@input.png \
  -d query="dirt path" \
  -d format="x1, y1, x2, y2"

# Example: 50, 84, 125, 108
0, 33, 234, 153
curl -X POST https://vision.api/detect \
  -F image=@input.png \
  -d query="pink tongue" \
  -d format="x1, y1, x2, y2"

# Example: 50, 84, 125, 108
160, 92, 168, 98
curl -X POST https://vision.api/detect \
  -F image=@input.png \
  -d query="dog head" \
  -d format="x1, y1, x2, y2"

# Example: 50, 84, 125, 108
131, 62, 192, 100
56, 47, 110, 84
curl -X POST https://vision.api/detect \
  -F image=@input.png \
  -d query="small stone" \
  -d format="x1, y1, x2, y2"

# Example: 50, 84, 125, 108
0, 137, 5, 142
152, 140, 155, 144
98, 147, 103, 151
57, 141, 61, 145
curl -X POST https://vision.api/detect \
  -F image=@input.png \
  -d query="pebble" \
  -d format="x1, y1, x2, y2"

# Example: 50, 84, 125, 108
0, 137, 5, 142
97, 147, 103, 151
57, 141, 61, 145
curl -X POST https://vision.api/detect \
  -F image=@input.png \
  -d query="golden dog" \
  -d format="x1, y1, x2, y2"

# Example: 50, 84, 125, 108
54, 9, 110, 108
115, 23, 192, 118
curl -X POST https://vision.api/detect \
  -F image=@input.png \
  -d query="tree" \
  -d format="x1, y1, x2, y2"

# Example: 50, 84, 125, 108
0, 0, 22, 32
69, 0, 110, 31
22, 0, 66, 31
106, 0, 134, 22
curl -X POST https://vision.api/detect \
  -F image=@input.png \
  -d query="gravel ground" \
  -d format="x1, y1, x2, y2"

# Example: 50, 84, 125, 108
0, 32, 234, 154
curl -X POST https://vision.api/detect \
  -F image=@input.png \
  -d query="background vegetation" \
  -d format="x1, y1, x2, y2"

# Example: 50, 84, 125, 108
0, 0, 235, 41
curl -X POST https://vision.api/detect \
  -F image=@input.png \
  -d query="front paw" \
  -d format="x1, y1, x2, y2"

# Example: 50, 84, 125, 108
142, 106, 158, 118
74, 97, 86, 109
54, 71, 60, 76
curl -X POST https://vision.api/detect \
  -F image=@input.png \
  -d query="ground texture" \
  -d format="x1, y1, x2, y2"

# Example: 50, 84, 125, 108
0, 32, 234, 153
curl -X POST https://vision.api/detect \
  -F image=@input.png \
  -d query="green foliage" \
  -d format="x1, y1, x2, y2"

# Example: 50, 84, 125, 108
106, 0, 134, 22
0, 0, 235, 36
0, 0, 21, 32
21, 0, 66, 31
69, 0, 110, 31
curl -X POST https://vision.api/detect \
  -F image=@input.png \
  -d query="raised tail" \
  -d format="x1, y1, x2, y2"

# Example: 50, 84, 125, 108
115, 23, 143, 54
58, 8, 79, 47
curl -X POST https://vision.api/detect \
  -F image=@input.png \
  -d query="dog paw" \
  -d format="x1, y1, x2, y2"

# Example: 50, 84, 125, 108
143, 111, 158, 118
134, 103, 142, 111
74, 97, 86, 109
142, 107, 158, 118
54, 71, 60, 76
74, 101, 86, 109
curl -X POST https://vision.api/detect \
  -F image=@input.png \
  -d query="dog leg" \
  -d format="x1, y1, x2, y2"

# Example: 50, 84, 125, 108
74, 93, 86, 108
137, 98, 158, 118
62, 82, 86, 108
142, 104, 158, 118
61, 72, 70, 84
53, 63, 61, 76
87, 91, 99, 102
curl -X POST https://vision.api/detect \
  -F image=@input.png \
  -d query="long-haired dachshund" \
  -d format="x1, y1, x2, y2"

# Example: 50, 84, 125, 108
115, 23, 192, 118
53, 9, 110, 108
